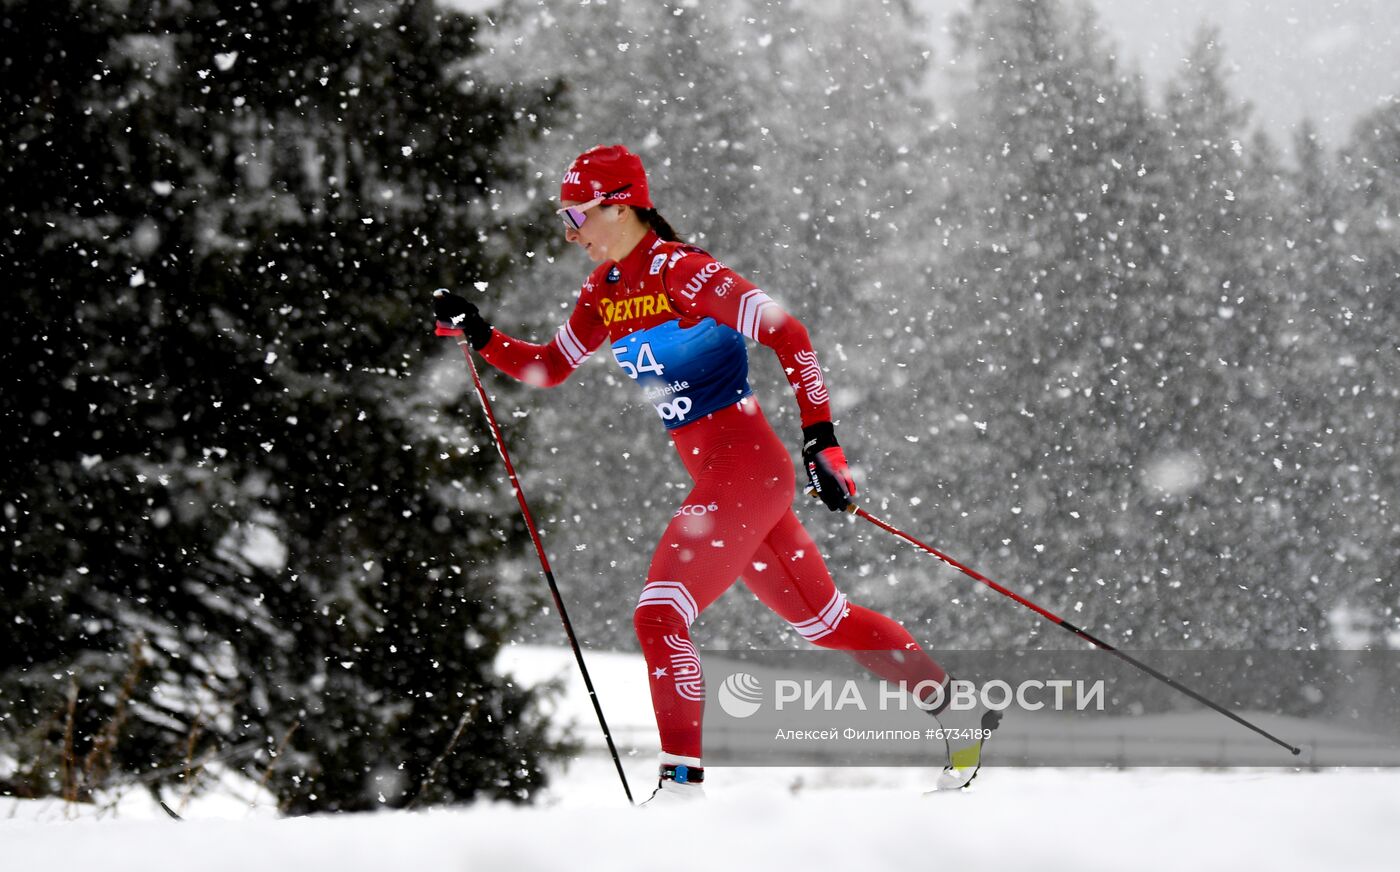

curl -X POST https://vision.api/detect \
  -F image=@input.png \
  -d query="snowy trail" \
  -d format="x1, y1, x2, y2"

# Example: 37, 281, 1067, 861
6, 643, 1396, 870
3, 765, 1397, 871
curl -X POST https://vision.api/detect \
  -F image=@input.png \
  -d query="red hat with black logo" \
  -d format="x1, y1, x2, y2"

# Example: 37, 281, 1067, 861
560, 144, 653, 209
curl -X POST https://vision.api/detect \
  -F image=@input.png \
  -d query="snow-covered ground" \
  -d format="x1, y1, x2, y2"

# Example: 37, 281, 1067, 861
4, 645, 1397, 871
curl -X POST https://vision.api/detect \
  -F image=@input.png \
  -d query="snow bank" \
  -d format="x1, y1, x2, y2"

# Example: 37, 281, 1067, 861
3, 765, 1397, 872
3, 645, 1396, 871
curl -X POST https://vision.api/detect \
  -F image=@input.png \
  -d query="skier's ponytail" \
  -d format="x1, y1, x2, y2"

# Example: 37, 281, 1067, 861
636, 207, 681, 243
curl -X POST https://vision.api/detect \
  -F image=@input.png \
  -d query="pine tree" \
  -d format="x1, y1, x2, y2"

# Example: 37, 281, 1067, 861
0, 0, 566, 810
1145, 27, 1335, 646
935, 0, 1179, 647
1322, 97, 1400, 646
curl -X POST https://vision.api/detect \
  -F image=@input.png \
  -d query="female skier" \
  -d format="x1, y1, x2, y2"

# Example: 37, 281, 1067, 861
433, 145, 996, 802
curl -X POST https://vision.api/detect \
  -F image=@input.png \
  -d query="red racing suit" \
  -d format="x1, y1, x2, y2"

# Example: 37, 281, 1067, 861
479, 230, 832, 430
477, 230, 947, 759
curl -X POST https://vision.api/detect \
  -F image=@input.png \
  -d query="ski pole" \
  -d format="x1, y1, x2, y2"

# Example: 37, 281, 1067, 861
446, 332, 635, 804
818, 493, 1302, 757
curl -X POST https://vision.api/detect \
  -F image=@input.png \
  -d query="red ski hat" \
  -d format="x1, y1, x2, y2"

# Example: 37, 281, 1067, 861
559, 144, 653, 208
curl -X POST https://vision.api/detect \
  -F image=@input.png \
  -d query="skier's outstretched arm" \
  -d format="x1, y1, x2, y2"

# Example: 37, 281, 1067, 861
433, 284, 608, 388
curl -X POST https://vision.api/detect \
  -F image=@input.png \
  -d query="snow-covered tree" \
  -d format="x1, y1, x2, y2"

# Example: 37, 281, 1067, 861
1320, 97, 1400, 647
932, 0, 1178, 648
927, 2, 1342, 650
0, 0, 567, 810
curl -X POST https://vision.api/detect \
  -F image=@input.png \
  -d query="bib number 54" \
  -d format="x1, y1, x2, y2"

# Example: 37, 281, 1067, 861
613, 341, 665, 380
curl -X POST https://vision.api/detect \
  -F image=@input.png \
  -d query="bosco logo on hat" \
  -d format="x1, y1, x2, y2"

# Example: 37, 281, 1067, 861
560, 144, 653, 208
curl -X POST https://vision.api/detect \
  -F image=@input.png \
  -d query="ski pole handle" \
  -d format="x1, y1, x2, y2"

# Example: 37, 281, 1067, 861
804, 486, 857, 514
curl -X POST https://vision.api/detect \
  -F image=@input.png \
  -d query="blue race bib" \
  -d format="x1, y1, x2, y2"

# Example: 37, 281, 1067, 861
611, 318, 752, 429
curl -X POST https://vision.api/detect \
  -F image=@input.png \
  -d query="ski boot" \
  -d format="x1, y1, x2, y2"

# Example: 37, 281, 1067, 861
641, 753, 706, 806
928, 678, 1003, 791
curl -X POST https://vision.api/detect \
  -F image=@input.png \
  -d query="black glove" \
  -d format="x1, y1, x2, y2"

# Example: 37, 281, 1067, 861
802, 420, 857, 512
433, 288, 493, 350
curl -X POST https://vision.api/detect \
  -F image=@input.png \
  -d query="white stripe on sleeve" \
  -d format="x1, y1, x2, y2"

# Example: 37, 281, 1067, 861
554, 321, 595, 368
737, 289, 778, 341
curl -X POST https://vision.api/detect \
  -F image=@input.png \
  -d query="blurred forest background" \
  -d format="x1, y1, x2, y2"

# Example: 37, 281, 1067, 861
2, 0, 1396, 809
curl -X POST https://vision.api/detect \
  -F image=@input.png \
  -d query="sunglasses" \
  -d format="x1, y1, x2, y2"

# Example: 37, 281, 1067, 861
558, 184, 633, 230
